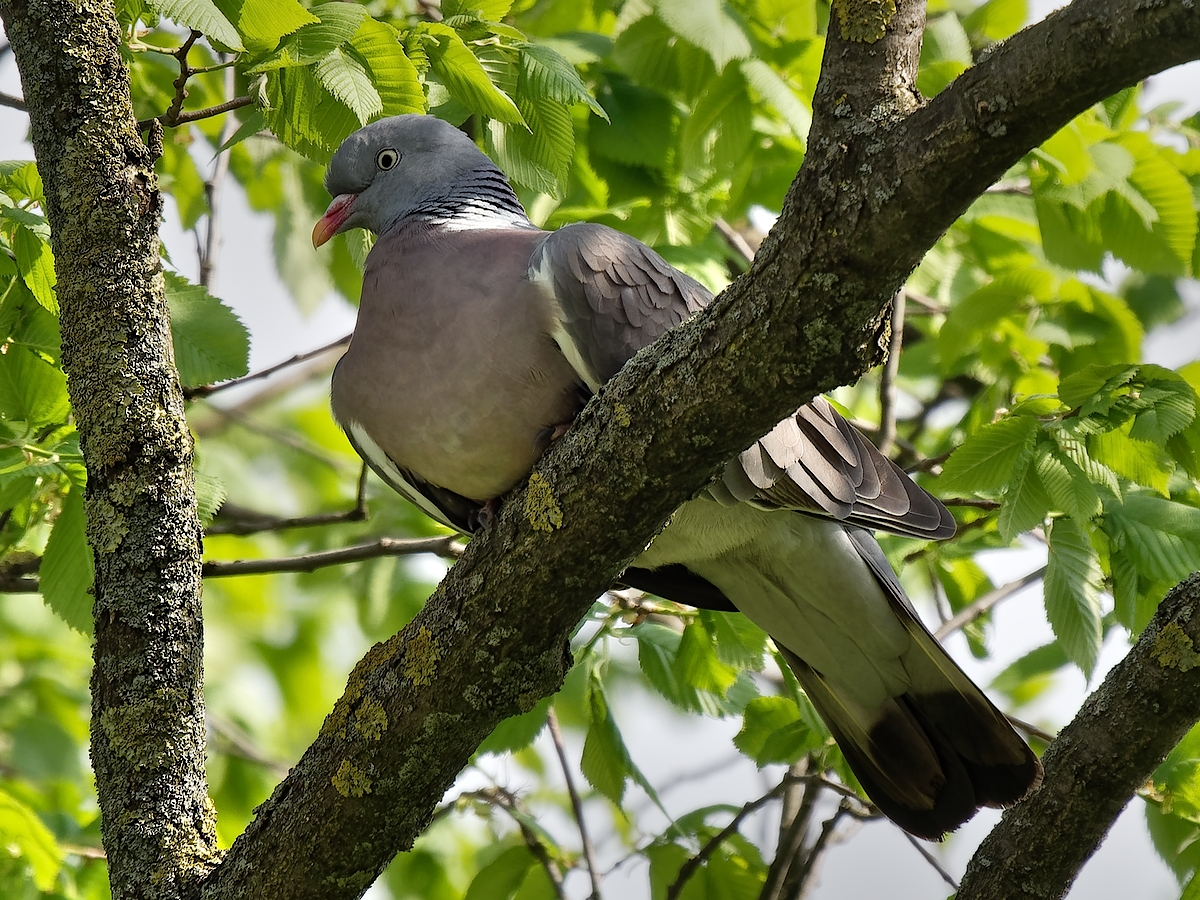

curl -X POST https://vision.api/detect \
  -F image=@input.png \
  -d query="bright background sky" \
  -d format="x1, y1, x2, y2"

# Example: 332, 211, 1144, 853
2, 8, 1200, 899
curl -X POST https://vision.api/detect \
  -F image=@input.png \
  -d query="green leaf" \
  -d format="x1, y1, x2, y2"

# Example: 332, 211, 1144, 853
734, 696, 818, 766
580, 680, 631, 805
463, 845, 535, 900
1034, 443, 1101, 522
1044, 517, 1104, 676
421, 23, 524, 124
0, 788, 63, 891
963, 0, 1027, 40
654, 0, 751, 71
213, 0, 317, 53
1088, 429, 1171, 495
990, 641, 1067, 705
41, 487, 95, 635
998, 451, 1051, 541
1129, 378, 1197, 445
477, 696, 550, 755
739, 59, 810, 144
674, 620, 739, 694
0, 345, 71, 430
1155, 723, 1200, 823
164, 271, 250, 387
589, 78, 676, 170
443, 0, 514, 19
699, 610, 767, 670
145, 0, 245, 51
314, 47, 383, 124
13, 225, 57, 314
939, 415, 1039, 492
249, 2, 369, 71
485, 92, 573, 196
349, 19, 425, 117
195, 471, 227, 527
681, 66, 752, 174
1105, 492, 1200, 583
1058, 363, 1138, 410
518, 43, 606, 118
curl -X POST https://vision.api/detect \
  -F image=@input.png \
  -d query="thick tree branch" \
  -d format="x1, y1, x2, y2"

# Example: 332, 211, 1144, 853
200, 1, 1200, 897
0, 1, 219, 898
958, 572, 1200, 900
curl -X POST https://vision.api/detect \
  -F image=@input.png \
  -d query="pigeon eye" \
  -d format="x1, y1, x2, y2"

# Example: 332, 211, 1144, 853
376, 148, 400, 171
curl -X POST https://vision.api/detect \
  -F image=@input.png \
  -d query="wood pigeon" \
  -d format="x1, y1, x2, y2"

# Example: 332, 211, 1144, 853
313, 114, 1042, 839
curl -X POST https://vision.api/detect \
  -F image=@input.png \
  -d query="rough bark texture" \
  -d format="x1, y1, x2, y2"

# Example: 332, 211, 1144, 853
0, 2, 219, 898
958, 572, 1200, 900
201, 1, 1200, 898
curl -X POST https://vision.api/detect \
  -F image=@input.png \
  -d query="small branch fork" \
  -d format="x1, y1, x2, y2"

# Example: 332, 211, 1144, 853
135, 30, 252, 132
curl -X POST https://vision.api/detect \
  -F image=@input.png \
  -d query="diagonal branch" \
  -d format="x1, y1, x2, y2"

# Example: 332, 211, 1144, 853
201, 1, 1200, 896
958, 572, 1200, 900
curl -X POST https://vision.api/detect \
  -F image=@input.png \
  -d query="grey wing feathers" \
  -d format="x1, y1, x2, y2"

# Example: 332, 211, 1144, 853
710, 397, 956, 541
534, 222, 709, 385
535, 223, 953, 542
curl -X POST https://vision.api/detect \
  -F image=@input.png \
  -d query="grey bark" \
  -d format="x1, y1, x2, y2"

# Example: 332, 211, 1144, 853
202, 0, 1200, 897
0, 1, 219, 898
958, 572, 1200, 900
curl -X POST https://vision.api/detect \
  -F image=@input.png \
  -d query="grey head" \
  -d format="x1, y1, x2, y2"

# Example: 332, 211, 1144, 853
312, 114, 530, 246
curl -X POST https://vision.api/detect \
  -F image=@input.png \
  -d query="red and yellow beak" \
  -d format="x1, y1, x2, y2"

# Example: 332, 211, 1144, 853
312, 193, 359, 247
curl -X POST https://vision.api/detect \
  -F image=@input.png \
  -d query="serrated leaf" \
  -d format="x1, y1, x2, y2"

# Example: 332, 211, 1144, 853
1130, 380, 1197, 445
700, 610, 766, 670
1035, 443, 1101, 521
589, 78, 676, 170
681, 66, 751, 174
1106, 492, 1200, 583
13, 225, 56, 314
195, 471, 226, 527
146, 0, 244, 50
421, 23, 524, 124
654, 0, 751, 71
674, 620, 738, 694
519, 43, 606, 118
998, 452, 1051, 541
939, 415, 1039, 492
734, 696, 816, 766
315, 47, 382, 123
0, 345, 70, 430
485, 91, 573, 196
349, 19, 425, 117
0, 788, 63, 891
1044, 517, 1104, 676
41, 487, 94, 635
443, 0, 514, 18
1089, 429, 1171, 495
248, 2, 369, 71
164, 271, 249, 387
213, 0, 317, 53
580, 680, 631, 805
1058, 363, 1138, 409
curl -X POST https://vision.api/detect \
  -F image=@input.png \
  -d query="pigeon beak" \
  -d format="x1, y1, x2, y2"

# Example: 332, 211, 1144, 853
313, 193, 358, 247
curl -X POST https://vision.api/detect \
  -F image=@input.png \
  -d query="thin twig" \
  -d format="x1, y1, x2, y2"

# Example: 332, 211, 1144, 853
877, 288, 906, 457
940, 497, 1002, 510
759, 761, 817, 900
59, 843, 107, 860
185, 335, 352, 399
669, 782, 789, 900
901, 287, 947, 315
547, 708, 602, 900
934, 565, 1047, 640
201, 535, 462, 578
198, 57, 237, 289
208, 716, 291, 778
714, 216, 756, 267
902, 831, 959, 890
1007, 713, 1056, 745
985, 178, 1033, 195
782, 806, 848, 900
0, 91, 25, 111
206, 464, 370, 536
133, 30, 255, 131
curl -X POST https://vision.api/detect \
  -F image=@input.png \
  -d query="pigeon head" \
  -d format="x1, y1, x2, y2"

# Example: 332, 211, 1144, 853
313, 115, 528, 246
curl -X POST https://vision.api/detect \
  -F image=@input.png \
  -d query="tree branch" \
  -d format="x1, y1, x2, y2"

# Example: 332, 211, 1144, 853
958, 572, 1200, 900
199, 0, 1200, 895
934, 565, 1048, 640
183, 334, 350, 400
0, 3, 220, 898
0, 88, 24, 110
